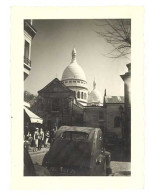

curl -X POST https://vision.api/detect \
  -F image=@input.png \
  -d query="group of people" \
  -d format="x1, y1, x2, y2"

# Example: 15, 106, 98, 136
24, 127, 56, 152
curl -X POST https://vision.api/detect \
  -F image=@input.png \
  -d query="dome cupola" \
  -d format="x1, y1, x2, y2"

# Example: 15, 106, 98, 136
88, 80, 103, 106
62, 48, 86, 82
61, 49, 88, 106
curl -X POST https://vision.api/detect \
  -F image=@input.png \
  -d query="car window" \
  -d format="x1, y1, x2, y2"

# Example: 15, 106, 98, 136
61, 131, 89, 141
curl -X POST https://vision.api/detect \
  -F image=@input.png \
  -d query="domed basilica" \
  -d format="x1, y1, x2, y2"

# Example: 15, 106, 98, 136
61, 48, 102, 106
34, 48, 124, 138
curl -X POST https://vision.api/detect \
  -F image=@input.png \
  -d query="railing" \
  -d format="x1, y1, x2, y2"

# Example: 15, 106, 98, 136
24, 56, 31, 67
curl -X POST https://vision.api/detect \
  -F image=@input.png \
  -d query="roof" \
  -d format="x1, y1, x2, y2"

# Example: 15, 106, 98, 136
38, 78, 73, 95
105, 96, 124, 104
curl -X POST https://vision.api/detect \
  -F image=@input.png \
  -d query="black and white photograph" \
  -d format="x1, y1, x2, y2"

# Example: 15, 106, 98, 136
24, 19, 131, 176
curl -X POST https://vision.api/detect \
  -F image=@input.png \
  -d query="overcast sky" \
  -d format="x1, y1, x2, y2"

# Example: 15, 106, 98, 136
24, 19, 130, 97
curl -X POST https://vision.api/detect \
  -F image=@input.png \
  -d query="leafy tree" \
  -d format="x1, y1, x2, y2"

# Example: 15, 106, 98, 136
24, 91, 37, 107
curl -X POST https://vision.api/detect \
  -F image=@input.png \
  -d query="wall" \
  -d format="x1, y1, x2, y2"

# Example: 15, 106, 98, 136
105, 103, 124, 138
83, 106, 105, 129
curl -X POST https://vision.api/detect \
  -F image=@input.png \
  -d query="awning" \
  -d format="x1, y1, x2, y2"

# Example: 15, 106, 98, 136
24, 106, 43, 124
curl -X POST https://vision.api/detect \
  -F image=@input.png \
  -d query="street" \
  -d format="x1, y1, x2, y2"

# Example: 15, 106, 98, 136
29, 147, 131, 176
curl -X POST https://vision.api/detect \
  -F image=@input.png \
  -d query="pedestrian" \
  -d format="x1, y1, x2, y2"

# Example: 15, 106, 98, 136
44, 130, 50, 147
26, 131, 31, 140
28, 133, 33, 147
38, 128, 44, 150
50, 128, 55, 144
33, 128, 39, 152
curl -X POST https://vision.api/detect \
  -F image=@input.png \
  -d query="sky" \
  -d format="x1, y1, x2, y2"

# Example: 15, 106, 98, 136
24, 19, 130, 97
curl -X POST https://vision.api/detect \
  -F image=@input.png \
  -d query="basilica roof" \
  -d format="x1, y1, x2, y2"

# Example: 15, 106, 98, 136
62, 48, 87, 82
104, 96, 124, 103
88, 80, 102, 104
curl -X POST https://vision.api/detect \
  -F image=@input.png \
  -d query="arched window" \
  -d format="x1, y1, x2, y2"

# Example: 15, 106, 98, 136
114, 116, 121, 128
77, 91, 80, 98
81, 92, 83, 99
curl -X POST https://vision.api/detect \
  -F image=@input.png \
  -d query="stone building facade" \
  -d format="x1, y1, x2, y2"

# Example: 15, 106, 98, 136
120, 63, 131, 160
31, 78, 84, 130
24, 20, 36, 80
103, 96, 124, 138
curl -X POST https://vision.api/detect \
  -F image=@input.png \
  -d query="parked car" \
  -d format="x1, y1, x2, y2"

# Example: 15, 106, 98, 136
42, 126, 112, 176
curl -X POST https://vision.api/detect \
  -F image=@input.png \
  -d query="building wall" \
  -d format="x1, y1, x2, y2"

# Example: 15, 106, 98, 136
24, 21, 35, 80
105, 103, 124, 138
62, 81, 88, 106
83, 106, 105, 129
31, 86, 83, 130
69, 86, 88, 106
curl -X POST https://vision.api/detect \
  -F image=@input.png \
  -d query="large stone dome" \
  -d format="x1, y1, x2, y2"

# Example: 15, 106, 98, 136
62, 49, 86, 82
88, 80, 103, 106
61, 49, 88, 106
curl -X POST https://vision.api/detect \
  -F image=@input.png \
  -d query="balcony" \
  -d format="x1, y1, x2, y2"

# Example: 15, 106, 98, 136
24, 56, 31, 67
24, 21, 37, 39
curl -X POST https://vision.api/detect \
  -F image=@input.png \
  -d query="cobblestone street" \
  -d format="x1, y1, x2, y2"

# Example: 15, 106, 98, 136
29, 147, 131, 176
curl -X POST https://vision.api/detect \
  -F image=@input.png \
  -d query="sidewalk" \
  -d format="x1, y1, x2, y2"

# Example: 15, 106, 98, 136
28, 146, 50, 155
110, 161, 131, 176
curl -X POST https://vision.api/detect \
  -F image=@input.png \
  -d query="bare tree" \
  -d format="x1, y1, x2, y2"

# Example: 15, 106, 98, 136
95, 19, 131, 59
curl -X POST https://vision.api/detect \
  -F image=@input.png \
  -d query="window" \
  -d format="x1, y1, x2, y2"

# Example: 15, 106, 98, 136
77, 81, 80, 83
69, 81, 72, 83
65, 81, 68, 83
114, 116, 121, 128
73, 81, 76, 83
81, 92, 83, 99
24, 40, 30, 59
77, 91, 80, 98
61, 131, 89, 141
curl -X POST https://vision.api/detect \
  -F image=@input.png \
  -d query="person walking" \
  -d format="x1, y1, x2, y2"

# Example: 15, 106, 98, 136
28, 133, 33, 147
50, 128, 55, 145
33, 128, 39, 152
38, 128, 44, 150
44, 130, 50, 147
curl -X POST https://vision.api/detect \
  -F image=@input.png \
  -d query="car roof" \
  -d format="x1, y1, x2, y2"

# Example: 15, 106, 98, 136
57, 126, 100, 134
55, 126, 101, 140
